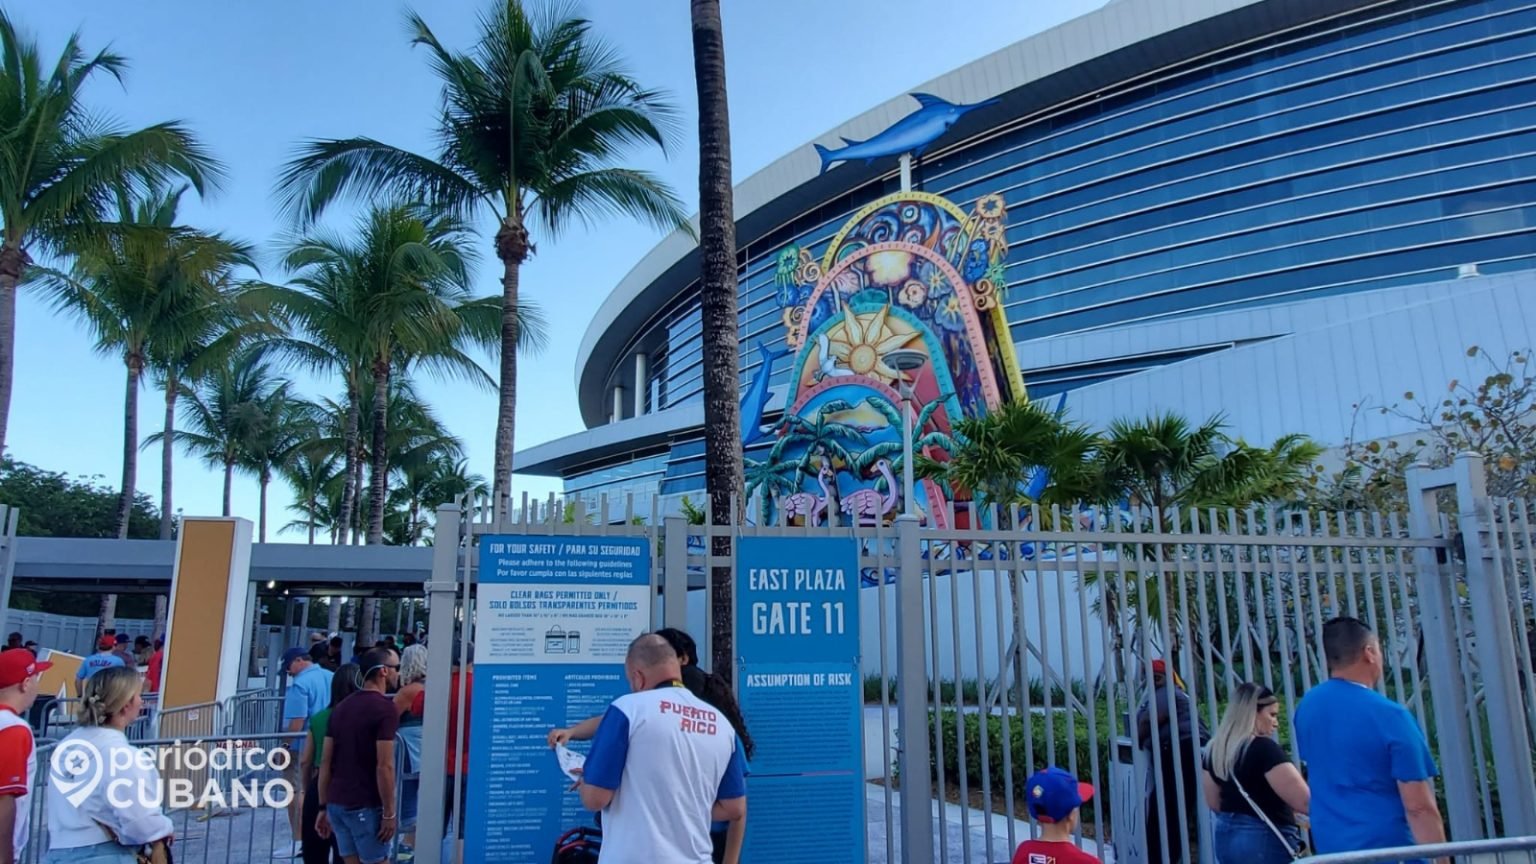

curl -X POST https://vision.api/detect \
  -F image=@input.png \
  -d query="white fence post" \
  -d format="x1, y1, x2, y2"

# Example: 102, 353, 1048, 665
1451, 453, 1536, 836
1406, 463, 1483, 840
894, 513, 933, 864
664, 516, 688, 631
416, 503, 462, 864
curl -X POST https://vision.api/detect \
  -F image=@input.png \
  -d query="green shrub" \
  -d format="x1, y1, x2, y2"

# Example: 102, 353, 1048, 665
927, 707, 1118, 824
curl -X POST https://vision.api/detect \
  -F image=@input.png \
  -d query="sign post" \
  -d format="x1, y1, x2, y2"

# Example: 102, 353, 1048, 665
736, 536, 865, 862
465, 536, 651, 863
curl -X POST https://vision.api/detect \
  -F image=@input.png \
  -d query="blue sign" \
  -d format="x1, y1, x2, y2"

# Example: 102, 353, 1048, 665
736, 536, 865, 863
465, 536, 651, 863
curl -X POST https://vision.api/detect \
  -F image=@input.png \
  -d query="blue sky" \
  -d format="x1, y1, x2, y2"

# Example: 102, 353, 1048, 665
12, 0, 1100, 539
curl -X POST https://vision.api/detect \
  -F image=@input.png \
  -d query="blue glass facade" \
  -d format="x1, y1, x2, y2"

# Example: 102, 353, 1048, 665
568, 0, 1536, 499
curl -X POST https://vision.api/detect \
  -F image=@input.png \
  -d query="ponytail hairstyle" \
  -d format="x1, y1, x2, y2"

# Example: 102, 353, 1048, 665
698, 670, 755, 760
79, 666, 142, 727
655, 628, 699, 667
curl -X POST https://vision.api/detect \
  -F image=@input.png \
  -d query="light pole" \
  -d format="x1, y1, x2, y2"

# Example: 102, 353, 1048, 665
883, 349, 927, 518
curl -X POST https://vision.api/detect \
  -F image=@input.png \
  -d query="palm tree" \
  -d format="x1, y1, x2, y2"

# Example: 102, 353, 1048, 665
931, 400, 1105, 515
0, 12, 220, 455
1097, 412, 1321, 515
30, 186, 248, 636
147, 348, 284, 515
239, 385, 310, 542
30, 186, 252, 539
277, 0, 689, 522
263, 204, 512, 548
690, 0, 740, 674
280, 446, 341, 544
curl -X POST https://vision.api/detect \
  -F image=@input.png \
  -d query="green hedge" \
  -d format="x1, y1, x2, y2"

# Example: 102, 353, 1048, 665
927, 707, 1118, 824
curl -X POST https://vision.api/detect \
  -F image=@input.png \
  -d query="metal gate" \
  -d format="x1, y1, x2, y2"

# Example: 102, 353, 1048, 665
413, 455, 1536, 864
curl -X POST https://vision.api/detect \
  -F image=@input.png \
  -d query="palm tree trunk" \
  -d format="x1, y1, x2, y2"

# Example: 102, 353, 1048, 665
117, 356, 143, 539
153, 596, 167, 641
693, 0, 742, 680
337, 384, 361, 545
159, 375, 178, 540
0, 243, 26, 458
493, 216, 530, 525
307, 497, 317, 544
367, 363, 389, 545
258, 469, 269, 543
97, 594, 117, 634
327, 598, 341, 635
222, 460, 234, 517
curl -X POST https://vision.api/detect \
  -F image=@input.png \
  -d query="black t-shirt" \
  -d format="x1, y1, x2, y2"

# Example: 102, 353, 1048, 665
1203, 736, 1295, 827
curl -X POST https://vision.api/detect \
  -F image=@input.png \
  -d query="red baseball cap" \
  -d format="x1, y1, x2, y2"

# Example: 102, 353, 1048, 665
0, 649, 51, 688
97, 635, 116, 650
1151, 659, 1167, 675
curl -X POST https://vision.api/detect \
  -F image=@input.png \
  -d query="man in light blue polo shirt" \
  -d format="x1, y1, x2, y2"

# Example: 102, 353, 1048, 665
1296, 617, 1446, 864
277, 646, 332, 859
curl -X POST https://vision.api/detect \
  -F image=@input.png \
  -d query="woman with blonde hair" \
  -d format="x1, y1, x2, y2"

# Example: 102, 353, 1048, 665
1202, 682, 1310, 864
46, 665, 174, 863
392, 644, 428, 858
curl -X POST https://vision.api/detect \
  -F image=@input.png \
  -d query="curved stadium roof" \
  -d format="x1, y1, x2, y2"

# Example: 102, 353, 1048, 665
572, 0, 1375, 428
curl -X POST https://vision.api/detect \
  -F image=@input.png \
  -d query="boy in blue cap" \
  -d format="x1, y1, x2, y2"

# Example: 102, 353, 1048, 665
1013, 767, 1100, 864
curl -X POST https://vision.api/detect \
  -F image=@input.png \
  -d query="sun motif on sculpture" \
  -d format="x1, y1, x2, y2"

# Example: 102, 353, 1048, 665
822, 296, 922, 386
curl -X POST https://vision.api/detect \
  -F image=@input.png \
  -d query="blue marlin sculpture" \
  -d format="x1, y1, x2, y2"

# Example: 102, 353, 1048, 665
740, 340, 790, 446
814, 92, 1000, 175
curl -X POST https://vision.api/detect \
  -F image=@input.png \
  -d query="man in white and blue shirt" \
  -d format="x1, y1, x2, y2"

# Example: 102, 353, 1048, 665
578, 634, 746, 864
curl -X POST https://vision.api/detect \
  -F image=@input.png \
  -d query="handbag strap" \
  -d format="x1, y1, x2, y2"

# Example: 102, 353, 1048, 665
1229, 741, 1301, 860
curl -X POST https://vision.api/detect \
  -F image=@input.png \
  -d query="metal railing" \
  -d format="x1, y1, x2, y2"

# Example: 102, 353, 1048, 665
1301, 836, 1536, 864
409, 459, 1536, 864
24, 732, 303, 864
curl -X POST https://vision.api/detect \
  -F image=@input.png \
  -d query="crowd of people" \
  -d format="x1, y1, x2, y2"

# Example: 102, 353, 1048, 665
1127, 616, 1447, 864
0, 612, 1467, 864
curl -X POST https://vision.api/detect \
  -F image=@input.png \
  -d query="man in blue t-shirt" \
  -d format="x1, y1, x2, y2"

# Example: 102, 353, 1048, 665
576, 634, 746, 864
1295, 617, 1446, 863
75, 636, 125, 696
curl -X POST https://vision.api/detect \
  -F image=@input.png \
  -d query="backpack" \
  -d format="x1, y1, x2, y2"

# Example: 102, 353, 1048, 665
551, 827, 602, 864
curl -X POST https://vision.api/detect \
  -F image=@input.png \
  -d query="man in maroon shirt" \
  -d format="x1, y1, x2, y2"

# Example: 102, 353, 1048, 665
316, 647, 400, 864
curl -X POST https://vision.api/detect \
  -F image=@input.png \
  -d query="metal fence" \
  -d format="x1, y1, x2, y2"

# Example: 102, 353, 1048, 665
1301, 836, 1536, 864
22, 732, 302, 864
402, 455, 1536, 864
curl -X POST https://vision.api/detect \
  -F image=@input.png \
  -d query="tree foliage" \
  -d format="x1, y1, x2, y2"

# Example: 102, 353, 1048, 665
1303, 346, 1536, 512
0, 457, 158, 539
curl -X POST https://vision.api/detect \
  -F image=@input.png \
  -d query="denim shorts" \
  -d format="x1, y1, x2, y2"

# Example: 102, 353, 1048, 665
326, 804, 391, 864
43, 842, 137, 864
1213, 811, 1300, 864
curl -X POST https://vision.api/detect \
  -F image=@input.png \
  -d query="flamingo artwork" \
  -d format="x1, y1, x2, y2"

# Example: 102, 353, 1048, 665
782, 461, 835, 525
841, 458, 899, 525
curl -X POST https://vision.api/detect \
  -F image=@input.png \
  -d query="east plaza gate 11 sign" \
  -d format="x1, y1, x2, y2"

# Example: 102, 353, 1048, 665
465, 536, 651, 863
736, 536, 865, 862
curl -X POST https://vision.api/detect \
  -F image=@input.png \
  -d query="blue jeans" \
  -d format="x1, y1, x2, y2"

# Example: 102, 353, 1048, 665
1213, 811, 1300, 864
326, 804, 391, 864
43, 842, 137, 864
401, 776, 419, 833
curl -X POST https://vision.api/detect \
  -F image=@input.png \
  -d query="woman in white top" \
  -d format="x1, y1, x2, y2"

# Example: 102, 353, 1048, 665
46, 666, 174, 863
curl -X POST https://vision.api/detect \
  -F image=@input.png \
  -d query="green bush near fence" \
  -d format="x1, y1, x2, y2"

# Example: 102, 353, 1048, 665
927, 706, 1119, 825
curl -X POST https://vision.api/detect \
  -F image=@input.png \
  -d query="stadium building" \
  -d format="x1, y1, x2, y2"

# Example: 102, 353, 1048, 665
518, 0, 1536, 518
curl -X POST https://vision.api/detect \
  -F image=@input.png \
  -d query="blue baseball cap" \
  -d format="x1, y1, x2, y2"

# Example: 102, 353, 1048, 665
280, 647, 308, 673
1025, 767, 1094, 823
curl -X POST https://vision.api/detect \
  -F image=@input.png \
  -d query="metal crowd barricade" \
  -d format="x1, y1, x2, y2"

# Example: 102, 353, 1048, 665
1301, 836, 1536, 864
221, 693, 284, 737
394, 725, 424, 858
24, 732, 304, 864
